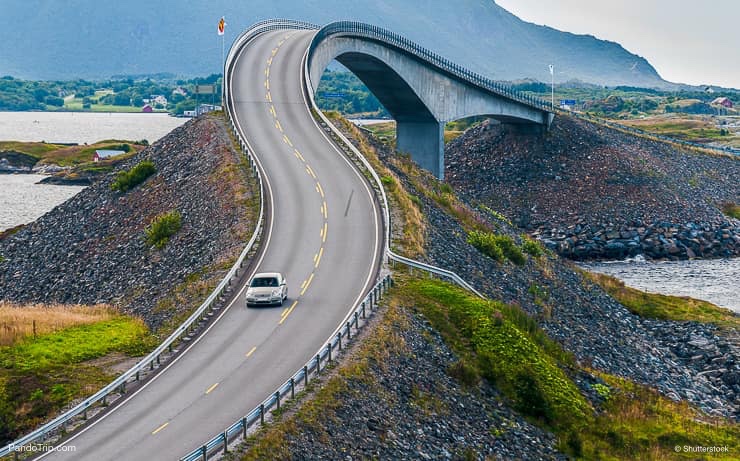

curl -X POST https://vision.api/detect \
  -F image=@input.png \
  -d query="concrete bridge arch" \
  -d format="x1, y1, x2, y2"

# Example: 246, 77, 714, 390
306, 22, 554, 178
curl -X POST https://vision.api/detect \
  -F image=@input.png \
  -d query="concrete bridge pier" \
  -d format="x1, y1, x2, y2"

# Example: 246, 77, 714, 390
396, 120, 445, 179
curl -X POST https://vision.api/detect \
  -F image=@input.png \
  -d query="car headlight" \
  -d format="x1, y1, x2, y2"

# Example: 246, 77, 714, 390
271, 289, 281, 297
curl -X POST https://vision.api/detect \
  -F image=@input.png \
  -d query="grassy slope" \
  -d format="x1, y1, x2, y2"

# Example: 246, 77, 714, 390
0, 314, 154, 443
1, 140, 143, 167
239, 277, 739, 460
585, 271, 739, 330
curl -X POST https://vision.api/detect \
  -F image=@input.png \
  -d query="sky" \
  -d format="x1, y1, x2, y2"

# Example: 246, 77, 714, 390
495, 0, 740, 89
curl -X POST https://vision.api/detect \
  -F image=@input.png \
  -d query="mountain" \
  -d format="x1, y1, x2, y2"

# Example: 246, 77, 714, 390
0, 0, 666, 87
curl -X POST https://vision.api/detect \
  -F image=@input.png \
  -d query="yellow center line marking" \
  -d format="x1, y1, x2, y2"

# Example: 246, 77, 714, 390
152, 422, 169, 435
267, 57, 272, 65
300, 273, 314, 296
275, 120, 283, 132
323, 201, 328, 219
269, 105, 276, 117
294, 149, 305, 162
313, 252, 318, 263
322, 222, 328, 242
205, 383, 219, 395
300, 279, 307, 289
283, 135, 293, 147
246, 346, 257, 357
265, 79, 270, 90
317, 182, 325, 198
306, 165, 316, 178
279, 300, 299, 325
266, 92, 272, 102
315, 247, 324, 268
320, 225, 325, 239
272, 48, 278, 56
265, 67, 270, 77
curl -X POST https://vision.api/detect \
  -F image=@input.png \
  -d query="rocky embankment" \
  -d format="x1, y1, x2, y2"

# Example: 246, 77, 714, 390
445, 115, 740, 260
0, 114, 256, 329
341, 122, 739, 420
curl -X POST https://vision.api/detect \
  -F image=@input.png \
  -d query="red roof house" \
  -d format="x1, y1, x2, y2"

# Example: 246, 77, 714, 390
711, 97, 733, 108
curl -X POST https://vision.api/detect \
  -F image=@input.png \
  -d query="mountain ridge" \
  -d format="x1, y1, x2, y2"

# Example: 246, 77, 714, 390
0, 0, 671, 88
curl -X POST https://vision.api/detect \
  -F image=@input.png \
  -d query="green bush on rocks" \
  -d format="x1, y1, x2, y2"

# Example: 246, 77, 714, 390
145, 210, 182, 249
111, 160, 156, 192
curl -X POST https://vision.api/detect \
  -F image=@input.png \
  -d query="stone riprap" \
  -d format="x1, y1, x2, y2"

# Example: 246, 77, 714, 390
336, 121, 739, 421
445, 115, 740, 260
0, 115, 256, 329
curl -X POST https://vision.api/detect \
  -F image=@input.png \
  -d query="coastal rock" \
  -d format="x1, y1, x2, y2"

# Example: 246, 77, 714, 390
445, 115, 740, 261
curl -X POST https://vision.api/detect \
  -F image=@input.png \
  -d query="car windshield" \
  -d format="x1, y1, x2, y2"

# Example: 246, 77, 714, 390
251, 277, 279, 287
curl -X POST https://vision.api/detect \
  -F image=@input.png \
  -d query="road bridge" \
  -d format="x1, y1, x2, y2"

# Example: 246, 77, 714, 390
307, 22, 554, 178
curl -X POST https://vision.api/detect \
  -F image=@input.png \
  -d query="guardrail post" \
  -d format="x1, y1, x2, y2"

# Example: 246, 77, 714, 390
120, 381, 126, 394
316, 354, 321, 374
260, 404, 265, 425
223, 431, 229, 453
150, 360, 154, 371
136, 371, 140, 381
156, 354, 161, 365
242, 417, 248, 438
354, 311, 359, 328
290, 378, 295, 399
346, 321, 351, 339
361, 302, 366, 319
327, 342, 332, 362
102, 394, 107, 406
275, 391, 281, 411
200, 445, 207, 461
304, 365, 309, 386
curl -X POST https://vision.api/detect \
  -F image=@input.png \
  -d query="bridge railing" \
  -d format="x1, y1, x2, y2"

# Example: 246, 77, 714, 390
308, 21, 553, 113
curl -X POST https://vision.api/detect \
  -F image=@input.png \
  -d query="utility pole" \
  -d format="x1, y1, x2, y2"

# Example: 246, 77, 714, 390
549, 64, 554, 110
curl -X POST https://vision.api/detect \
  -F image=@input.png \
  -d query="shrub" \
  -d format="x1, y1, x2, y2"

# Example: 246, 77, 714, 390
521, 235, 544, 257
380, 175, 396, 192
467, 231, 525, 265
111, 160, 156, 192
467, 230, 504, 262
721, 202, 740, 219
145, 210, 182, 248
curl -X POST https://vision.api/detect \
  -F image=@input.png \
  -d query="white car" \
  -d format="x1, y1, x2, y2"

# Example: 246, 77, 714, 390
246, 272, 288, 307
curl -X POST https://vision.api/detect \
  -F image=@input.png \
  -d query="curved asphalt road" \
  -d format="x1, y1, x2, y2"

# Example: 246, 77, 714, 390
41, 29, 381, 460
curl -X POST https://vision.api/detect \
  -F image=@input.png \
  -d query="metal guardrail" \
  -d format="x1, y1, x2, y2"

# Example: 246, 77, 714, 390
0, 30, 276, 461
180, 275, 392, 461
309, 21, 553, 113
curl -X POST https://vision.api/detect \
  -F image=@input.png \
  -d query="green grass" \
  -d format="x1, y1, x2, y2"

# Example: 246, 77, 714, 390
111, 159, 156, 192
721, 202, 740, 219
398, 278, 739, 459
401, 279, 587, 435
467, 230, 526, 265
0, 315, 153, 444
585, 271, 739, 329
521, 235, 545, 257
0, 141, 65, 158
0, 318, 151, 371
145, 210, 182, 249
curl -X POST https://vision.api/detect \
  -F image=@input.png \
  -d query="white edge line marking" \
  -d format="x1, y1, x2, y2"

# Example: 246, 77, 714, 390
40, 31, 279, 457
